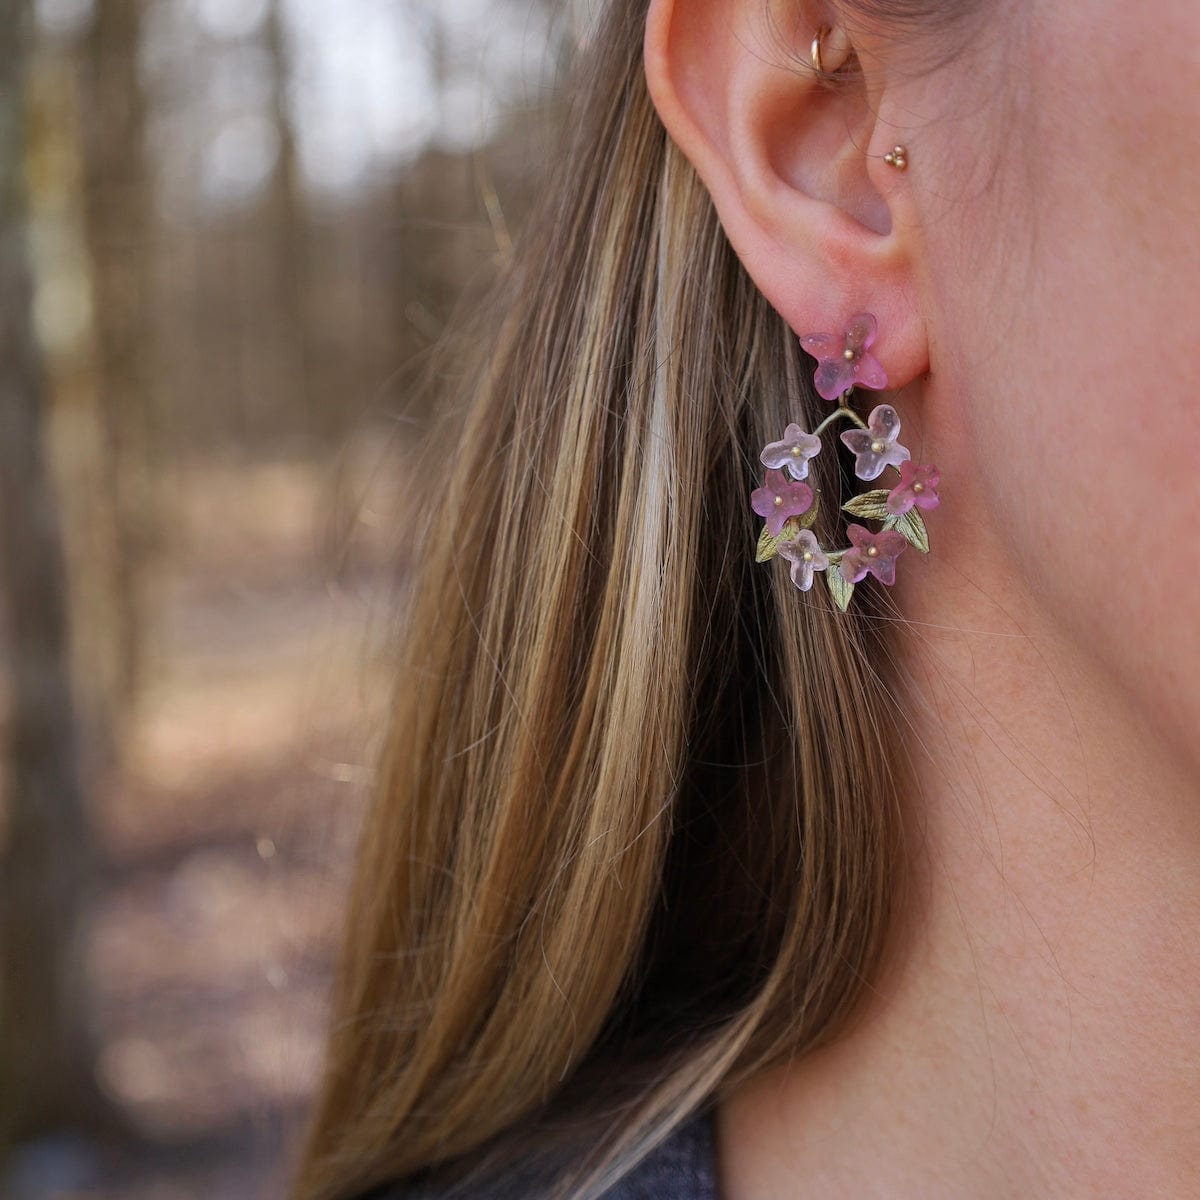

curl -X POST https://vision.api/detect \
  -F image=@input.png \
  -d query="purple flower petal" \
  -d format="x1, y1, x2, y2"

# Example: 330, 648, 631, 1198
798, 313, 889, 403
814, 358, 855, 403
839, 549, 869, 584
839, 524, 906, 586
799, 332, 839, 358
853, 353, 888, 392
876, 530, 908, 557
913, 464, 941, 509
750, 483, 777, 521
887, 461, 940, 513
846, 523, 875, 550
750, 469, 813, 536
870, 554, 898, 586
844, 313, 877, 353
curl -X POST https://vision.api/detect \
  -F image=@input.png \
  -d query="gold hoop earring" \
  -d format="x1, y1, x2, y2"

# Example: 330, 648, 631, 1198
811, 25, 831, 76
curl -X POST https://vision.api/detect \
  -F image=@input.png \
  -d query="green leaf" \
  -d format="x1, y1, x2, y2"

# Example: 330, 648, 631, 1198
895, 507, 930, 553
796, 492, 820, 530
756, 519, 798, 562
841, 489, 891, 520
825, 565, 855, 612
756, 525, 778, 562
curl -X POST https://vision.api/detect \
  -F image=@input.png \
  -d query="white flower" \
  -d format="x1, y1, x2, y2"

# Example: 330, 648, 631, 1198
776, 529, 829, 591
759, 423, 822, 481
839, 404, 910, 482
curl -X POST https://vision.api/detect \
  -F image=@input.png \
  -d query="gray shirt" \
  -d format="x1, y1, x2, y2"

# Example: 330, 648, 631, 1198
599, 1107, 718, 1199
370, 1106, 718, 1200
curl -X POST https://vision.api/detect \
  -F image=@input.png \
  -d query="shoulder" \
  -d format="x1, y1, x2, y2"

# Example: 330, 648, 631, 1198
367, 1106, 719, 1200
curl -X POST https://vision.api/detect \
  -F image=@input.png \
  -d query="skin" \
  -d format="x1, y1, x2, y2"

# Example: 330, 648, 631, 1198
644, 0, 1200, 1195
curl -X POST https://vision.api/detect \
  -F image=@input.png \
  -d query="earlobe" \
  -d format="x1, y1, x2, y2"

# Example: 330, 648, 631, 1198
643, 0, 928, 388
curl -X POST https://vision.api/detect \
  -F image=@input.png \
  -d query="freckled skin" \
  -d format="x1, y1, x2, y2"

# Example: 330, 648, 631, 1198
897, 0, 1200, 763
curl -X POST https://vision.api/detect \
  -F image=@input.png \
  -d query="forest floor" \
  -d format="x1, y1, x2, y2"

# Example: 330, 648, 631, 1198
5, 448, 406, 1200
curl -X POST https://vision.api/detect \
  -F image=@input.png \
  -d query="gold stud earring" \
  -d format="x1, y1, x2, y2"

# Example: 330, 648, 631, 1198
883, 145, 909, 170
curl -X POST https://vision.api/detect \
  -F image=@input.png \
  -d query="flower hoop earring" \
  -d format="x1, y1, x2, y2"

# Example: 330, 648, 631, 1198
750, 313, 941, 612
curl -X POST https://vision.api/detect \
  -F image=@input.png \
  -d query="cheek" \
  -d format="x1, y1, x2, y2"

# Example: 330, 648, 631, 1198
917, 0, 1200, 750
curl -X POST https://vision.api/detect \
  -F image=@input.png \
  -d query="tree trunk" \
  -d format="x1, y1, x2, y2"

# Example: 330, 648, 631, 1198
77, 0, 155, 710
263, 0, 318, 441
25, 49, 126, 773
0, 0, 110, 1145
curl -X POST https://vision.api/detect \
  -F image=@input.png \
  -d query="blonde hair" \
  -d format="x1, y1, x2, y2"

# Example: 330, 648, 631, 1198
292, 2, 910, 1197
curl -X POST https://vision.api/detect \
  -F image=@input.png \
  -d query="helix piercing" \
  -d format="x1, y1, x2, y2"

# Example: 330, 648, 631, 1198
810, 25, 831, 75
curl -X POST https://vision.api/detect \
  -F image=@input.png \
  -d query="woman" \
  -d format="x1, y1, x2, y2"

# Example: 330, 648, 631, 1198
292, 0, 1200, 1197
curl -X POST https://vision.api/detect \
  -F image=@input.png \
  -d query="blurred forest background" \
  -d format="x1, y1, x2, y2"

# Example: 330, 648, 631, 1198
0, 0, 577, 1195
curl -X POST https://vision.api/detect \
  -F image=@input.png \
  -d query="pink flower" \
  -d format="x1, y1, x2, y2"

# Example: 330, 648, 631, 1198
839, 404, 911, 481
777, 530, 829, 592
886, 462, 941, 516
799, 313, 888, 402
751, 469, 814, 536
760, 423, 822, 481
839, 524, 907, 586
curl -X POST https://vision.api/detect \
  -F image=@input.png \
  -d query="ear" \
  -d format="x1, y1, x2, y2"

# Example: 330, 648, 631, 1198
644, 0, 927, 388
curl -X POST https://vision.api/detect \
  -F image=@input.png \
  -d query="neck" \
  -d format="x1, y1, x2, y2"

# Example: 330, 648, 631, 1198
716, 506, 1200, 1198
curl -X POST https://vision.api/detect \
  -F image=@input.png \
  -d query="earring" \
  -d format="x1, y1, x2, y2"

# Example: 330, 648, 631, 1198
810, 25, 849, 84
883, 145, 909, 170
810, 25, 831, 76
749, 313, 941, 612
